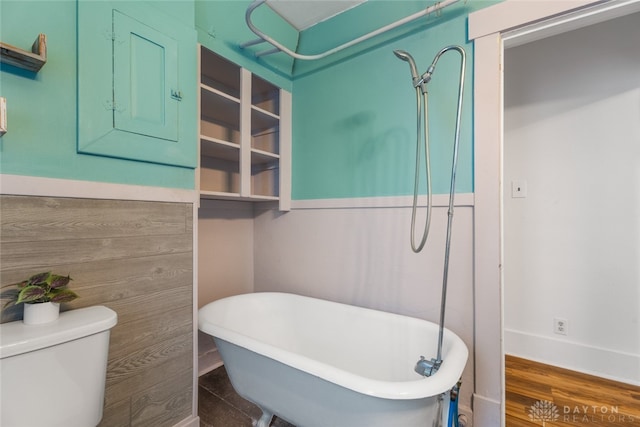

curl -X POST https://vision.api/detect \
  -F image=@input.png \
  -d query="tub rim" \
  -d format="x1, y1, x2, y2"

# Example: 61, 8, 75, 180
198, 292, 468, 400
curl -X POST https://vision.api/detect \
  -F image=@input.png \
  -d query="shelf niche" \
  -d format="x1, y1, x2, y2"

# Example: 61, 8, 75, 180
198, 45, 290, 209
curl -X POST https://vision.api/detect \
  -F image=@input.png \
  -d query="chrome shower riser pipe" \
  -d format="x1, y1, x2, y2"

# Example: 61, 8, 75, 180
395, 45, 466, 377
435, 45, 466, 366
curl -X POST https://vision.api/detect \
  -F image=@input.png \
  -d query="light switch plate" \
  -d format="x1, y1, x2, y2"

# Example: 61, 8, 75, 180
511, 180, 527, 198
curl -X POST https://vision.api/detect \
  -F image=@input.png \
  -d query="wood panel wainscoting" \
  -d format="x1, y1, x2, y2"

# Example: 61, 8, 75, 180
0, 195, 194, 427
506, 354, 640, 426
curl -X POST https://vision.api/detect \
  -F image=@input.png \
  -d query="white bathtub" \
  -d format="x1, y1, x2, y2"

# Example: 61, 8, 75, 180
198, 292, 468, 427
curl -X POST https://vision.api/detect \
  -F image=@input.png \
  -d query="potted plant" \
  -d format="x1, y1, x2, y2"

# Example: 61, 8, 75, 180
3, 272, 79, 324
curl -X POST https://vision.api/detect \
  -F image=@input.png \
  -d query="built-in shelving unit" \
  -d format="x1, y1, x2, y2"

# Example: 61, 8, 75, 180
198, 45, 290, 210
0, 34, 47, 72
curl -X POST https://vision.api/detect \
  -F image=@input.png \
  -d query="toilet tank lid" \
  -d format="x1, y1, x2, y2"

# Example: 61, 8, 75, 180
0, 305, 117, 359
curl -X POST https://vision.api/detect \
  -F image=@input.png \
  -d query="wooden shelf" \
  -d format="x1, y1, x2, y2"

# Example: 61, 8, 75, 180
251, 148, 279, 164
200, 190, 242, 200
198, 44, 290, 209
199, 191, 277, 202
0, 34, 47, 72
201, 137, 240, 162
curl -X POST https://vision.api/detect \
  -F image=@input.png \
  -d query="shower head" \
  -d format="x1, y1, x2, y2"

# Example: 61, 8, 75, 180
393, 49, 413, 62
393, 49, 419, 81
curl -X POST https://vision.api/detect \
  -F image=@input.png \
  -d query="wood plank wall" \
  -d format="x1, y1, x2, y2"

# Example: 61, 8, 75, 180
0, 195, 194, 427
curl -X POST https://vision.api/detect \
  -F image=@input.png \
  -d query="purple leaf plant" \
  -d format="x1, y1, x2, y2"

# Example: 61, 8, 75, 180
2, 272, 79, 307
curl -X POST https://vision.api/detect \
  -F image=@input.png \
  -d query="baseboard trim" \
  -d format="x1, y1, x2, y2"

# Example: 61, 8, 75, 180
505, 329, 640, 386
173, 415, 199, 427
198, 353, 224, 376
472, 394, 501, 427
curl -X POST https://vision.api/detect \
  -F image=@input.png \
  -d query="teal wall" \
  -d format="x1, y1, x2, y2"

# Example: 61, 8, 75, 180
1, 0, 495, 196
193, 0, 496, 200
0, 1, 196, 189
291, 1, 495, 199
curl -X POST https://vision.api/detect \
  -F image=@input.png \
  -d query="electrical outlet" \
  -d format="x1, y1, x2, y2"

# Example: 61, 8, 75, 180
554, 317, 569, 335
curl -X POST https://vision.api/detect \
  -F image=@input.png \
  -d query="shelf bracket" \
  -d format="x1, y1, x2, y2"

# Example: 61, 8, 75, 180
0, 34, 47, 72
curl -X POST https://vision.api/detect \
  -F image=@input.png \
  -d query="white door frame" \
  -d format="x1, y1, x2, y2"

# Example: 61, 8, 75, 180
468, 1, 640, 426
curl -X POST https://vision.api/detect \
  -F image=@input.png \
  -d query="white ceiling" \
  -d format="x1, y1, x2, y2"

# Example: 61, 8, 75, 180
266, 0, 367, 31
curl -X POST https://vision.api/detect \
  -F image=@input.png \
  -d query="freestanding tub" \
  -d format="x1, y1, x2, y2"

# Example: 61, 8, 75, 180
198, 292, 468, 427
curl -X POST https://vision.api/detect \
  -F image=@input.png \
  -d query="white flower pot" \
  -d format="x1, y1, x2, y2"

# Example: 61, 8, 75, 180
23, 302, 60, 325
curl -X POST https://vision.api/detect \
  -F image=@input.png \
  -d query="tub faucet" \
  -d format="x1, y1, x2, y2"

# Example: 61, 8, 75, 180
415, 356, 441, 377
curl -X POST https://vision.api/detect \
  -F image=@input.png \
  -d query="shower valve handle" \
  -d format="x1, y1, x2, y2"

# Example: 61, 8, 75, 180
415, 355, 442, 377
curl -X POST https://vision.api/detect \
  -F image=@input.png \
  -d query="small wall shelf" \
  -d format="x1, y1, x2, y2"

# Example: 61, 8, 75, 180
0, 34, 47, 72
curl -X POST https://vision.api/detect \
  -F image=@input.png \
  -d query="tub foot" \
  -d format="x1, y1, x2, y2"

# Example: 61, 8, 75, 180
255, 410, 273, 427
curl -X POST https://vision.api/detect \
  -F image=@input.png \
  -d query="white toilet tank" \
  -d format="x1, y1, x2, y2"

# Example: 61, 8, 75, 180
0, 305, 117, 427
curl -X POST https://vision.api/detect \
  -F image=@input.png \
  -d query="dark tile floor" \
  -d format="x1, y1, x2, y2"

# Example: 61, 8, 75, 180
198, 366, 296, 427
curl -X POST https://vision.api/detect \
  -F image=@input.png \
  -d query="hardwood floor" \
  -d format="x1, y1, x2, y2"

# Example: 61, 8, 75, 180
506, 355, 640, 426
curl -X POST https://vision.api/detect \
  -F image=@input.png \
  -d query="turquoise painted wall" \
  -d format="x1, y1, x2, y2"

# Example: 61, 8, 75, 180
1, 0, 495, 196
0, 1, 196, 189
291, 1, 496, 199
193, 1, 498, 200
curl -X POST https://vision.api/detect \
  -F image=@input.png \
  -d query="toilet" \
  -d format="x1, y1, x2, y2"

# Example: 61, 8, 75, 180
0, 305, 117, 427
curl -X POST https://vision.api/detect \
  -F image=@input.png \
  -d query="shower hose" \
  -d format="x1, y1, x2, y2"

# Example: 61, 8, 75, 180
409, 84, 432, 253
